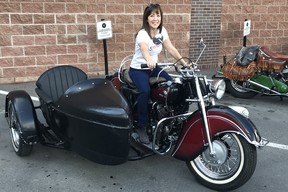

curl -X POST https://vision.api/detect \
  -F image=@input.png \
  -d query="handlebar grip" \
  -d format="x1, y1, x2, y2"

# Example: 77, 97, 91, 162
141, 64, 148, 68
141, 63, 159, 68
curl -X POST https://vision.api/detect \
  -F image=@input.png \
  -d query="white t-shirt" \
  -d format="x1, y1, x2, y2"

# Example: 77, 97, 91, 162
130, 27, 169, 69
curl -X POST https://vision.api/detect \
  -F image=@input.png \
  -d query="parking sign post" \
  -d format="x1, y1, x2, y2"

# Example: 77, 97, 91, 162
243, 19, 251, 47
97, 19, 113, 75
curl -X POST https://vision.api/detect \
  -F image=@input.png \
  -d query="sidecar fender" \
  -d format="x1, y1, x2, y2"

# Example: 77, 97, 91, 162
5, 90, 38, 144
173, 105, 262, 161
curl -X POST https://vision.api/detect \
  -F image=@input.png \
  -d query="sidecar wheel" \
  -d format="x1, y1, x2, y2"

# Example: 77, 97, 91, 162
8, 100, 33, 156
226, 79, 257, 99
186, 133, 257, 191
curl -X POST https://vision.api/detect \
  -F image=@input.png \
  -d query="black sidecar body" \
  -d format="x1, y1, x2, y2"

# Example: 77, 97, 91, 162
5, 65, 131, 165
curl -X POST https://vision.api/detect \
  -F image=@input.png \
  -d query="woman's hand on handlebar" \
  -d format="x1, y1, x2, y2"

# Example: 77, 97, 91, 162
147, 58, 156, 69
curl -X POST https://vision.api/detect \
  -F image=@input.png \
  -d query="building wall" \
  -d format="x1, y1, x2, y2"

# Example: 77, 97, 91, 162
0, 0, 191, 83
0, 0, 288, 83
219, 0, 288, 64
190, 0, 222, 69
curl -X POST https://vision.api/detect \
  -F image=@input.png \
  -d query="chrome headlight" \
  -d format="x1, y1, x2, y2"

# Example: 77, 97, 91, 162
210, 79, 226, 99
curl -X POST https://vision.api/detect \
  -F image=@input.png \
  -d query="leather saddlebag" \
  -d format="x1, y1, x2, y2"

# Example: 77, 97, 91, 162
222, 59, 257, 81
257, 49, 285, 73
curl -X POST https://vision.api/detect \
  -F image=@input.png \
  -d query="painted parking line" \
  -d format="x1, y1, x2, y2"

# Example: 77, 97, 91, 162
267, 142, 288, 150
0, 90, 39, 101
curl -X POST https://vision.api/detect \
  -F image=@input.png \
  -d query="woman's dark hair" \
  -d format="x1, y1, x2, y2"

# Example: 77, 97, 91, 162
136, 4, 163, 38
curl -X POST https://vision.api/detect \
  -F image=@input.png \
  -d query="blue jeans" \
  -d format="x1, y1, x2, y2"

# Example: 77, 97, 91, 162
129, 67, 172, 127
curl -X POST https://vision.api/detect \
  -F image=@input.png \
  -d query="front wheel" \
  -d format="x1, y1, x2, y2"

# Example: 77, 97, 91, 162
226, 79, 257, 99
7, 100, 33, 156
186, 133, 257, 191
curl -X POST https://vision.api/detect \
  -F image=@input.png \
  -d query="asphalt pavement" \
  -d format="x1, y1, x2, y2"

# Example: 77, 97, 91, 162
0, 69, 288, 192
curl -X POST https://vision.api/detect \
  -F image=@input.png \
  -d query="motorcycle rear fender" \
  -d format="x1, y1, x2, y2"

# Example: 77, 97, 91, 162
172, 105, 262, 161
5, 90, 38, 144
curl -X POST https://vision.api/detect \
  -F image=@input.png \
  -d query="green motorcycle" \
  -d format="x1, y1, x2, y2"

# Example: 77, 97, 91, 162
215, 46, 288, 99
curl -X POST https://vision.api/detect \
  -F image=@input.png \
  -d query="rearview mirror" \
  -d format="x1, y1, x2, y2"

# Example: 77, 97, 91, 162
153, 34, 163, 45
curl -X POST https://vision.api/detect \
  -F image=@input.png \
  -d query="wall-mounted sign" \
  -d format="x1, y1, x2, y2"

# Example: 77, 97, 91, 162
96, 20, 113, 40
243, 20, 251, 36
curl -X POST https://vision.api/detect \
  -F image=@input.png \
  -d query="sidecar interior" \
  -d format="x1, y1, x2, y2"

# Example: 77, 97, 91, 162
35, 65, 87, 104
35, 65, 87, 122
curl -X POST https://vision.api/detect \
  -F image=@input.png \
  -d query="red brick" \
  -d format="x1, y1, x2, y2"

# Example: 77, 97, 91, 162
57, 35, 77, 44
34, 14, 55, 24
36, 56, 57, 65
87, 4, 106, 13
77, 14, 96, 24
56, 14, 76, 23
66, 4, 87, 13
0, 3, 21, 13
78, 53, 97, 63
26, 66, 47, 77
68, 45, 87, 54
25, 46, 45, 56
2, 47, 24, 57
35, 35, 56, 45
0, 26, 22, 35
22, 3, 44, 13
279, 22, 288, 29
44, 3, 65, 13
58, 55, 78, 64
11, 14, 33, 24
14, 57, 36, 66
106, 4, 124, 13
272, 30, 283, 37
0, 14, 9, 24
47, 45, 67, 55
0, 58, 13, 67
45, 25, 66, 34
0, 36, 12, 46
23, 25, 45, 35
124, 5, 143, 14
67, 25, 86, 34
13, 36, 35, 45
3, 67, 26, 78
176, 5, 191, 13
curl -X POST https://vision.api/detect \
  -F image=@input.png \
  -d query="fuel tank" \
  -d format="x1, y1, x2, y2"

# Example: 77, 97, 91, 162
52, 78, 131, 165
250, 74, 288, 93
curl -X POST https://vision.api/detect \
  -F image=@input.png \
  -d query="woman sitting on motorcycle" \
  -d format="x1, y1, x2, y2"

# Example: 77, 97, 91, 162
129, 3, 187, 144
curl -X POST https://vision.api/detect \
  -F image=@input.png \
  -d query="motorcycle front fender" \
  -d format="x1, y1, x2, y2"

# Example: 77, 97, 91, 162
172, 105, 263, 161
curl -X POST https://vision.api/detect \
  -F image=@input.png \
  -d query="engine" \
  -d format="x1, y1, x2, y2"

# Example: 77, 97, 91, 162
150, 81, 184, 105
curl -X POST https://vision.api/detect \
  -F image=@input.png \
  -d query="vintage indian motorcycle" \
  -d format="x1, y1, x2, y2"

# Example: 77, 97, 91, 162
5, 38, 267, 191
215, 45, 288, 99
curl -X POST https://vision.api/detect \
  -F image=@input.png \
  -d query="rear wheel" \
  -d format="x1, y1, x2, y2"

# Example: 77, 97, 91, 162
7, 100, 33, 156
186, 133, 257, 191
226, 79, 257, 99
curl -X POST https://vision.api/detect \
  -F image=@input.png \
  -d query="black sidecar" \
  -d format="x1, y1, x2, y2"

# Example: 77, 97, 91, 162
5, 65, 131, 165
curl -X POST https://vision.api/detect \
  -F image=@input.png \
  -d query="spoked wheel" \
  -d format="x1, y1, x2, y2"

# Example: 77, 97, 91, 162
7, 100, 33, 156
226, 79, 257, 99
186, 133, 257, 191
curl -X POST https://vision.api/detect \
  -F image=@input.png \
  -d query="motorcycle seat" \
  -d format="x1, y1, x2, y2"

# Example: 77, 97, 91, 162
123, 68, 167, 89
260, 46, 288, 60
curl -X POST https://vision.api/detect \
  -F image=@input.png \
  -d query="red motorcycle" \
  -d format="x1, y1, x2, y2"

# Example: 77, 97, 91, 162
108, 39, 267, 191
5, 39, 267, 191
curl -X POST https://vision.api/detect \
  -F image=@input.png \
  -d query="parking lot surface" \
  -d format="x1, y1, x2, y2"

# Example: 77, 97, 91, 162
1, 71, 288, 192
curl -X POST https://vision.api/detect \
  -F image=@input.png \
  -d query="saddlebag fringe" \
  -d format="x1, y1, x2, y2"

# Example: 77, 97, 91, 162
222, 58, 257, 81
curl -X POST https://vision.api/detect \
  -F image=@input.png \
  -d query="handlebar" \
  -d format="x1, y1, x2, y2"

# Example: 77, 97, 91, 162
140, 62, 175, 69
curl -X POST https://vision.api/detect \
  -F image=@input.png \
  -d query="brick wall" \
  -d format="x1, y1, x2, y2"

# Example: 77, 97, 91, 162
0, 0, 191, 83
1, 0, 288, 83
190, 0, 222, 69
219, 0, 288, 64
